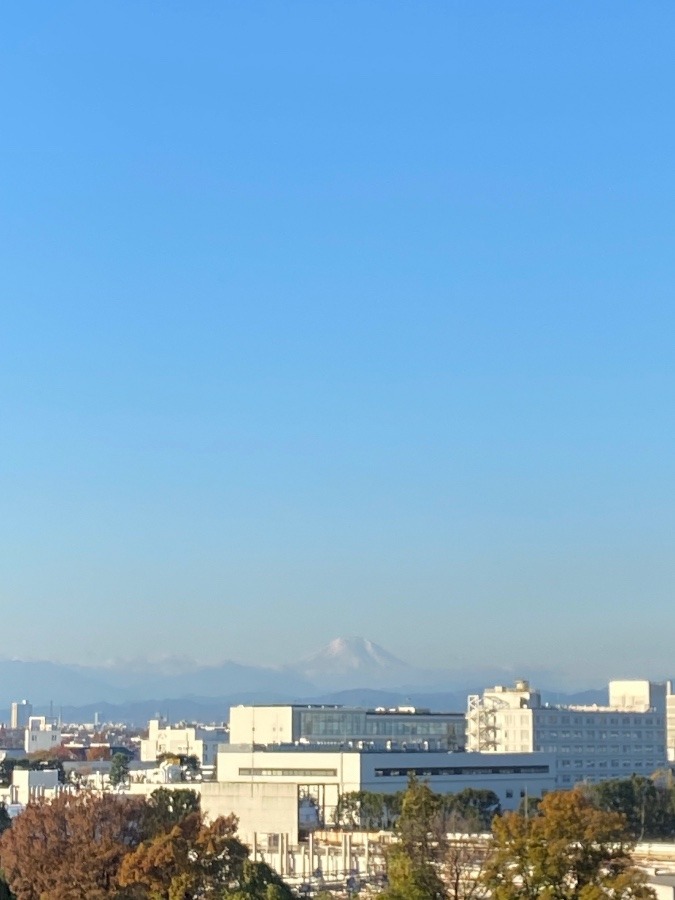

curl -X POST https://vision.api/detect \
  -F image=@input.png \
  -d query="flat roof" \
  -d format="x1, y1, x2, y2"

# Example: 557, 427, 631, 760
233, 704, 463, 716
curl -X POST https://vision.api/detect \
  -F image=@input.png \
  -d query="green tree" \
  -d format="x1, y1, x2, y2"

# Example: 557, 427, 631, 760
334, 790, 402, 831
141, 788, 201, 838
228, 859, 295, 900
441, 789, 500, 832
109, 752, 130, 787
482, 787, 655, 900
0, 871, 14, 900
591, 776, 675, 841
381, 776, 447, 900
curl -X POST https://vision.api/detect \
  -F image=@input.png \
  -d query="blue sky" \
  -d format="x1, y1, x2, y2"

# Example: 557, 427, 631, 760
2, 3, 675, 686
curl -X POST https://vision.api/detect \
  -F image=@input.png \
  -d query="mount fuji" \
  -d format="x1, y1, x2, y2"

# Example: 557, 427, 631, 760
288, 636, 438, 691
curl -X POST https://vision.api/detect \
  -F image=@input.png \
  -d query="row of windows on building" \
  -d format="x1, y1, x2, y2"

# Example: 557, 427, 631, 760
557, 759, 657, 770
373, 765, 550, 777
298, 713, 458, 738
239, 768, 339, 777
503, 714, 660, 726
540, 745, 657, 754
237, 764, 552, 778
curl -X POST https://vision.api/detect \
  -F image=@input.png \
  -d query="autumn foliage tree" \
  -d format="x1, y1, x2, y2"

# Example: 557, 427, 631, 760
0, 786, 294, 900
482, 787, 655, 900
118, 807, 249, 899
0, 792, 147, 900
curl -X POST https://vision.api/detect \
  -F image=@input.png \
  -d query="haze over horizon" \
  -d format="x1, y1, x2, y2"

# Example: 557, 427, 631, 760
3, 4, 675, 684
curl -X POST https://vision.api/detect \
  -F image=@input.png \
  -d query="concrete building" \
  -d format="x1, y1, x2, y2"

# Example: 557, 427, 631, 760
229, 705, 465, 751
666, 682, 675, 762
609, 680, 667, 714
24, 717, 62, 754
140, 719, 227, 769
467, 679, 667, 785
10, 700, 32, 729
216, 744, 556, 838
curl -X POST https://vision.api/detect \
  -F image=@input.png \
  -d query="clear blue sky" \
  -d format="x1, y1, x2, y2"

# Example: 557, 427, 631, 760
2, 2, 675, 686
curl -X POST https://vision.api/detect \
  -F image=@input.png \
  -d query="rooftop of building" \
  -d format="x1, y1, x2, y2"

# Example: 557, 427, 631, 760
232, 704, 462, 717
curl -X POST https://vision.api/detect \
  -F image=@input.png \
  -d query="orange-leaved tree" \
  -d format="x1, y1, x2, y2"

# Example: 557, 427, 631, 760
0, 791, 146, 900
118, 808, 248, 899
482, 787, 655, 900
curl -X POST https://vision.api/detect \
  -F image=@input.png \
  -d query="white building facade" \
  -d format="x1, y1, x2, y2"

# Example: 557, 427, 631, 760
229, 705, 465, 751
24, 717, 62, 754
666, 682, 675, 762
467, 679, 667, 786
140, 719, 227, 768
217, 745, 555, 826
10, 700, 32, 729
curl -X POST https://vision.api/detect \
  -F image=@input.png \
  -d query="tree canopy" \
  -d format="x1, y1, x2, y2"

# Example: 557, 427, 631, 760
0, 787, 292, 900
380, 776, 447, 900
482, 787, 655, 900
0, 792, 147, 900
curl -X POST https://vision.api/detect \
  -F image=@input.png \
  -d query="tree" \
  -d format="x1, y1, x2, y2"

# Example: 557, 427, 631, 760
334, 791, 402, 831
482, 787, 655, 900
381, 776, 447, 900
591, 776, 675, 841
441, 790, 501, 833
141, 788, 201, 838
119, 809, 250, 898
87, 747, 111, 762
0, 872, 14, 900
109, 752, 130, 787
0, 791, 146, 900
0, 758, 65, 786
228, 859, 295, 900
443, 833, 489, 900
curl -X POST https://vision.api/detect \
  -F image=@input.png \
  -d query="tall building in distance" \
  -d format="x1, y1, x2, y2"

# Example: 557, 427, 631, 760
666, 681, 675, 762
467, 679, 667, 786
10, 700, 32, 730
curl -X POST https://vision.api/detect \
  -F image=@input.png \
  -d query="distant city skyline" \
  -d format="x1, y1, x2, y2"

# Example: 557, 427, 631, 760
3, 4, 675, 683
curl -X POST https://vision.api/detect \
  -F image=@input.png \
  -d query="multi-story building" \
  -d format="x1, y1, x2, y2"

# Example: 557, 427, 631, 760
140, 719, 228, 769
24, 716, 62, 754
229, 704, 465, 751
467, 679, 667, 786
216, 744, 555, 826
666, 681, 675, 762
10, 700, 32, 729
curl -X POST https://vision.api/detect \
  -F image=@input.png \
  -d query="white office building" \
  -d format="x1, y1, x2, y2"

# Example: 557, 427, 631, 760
217, 744, 555, 827
666, 682, 675, 762
229, 704, 465, 751
10, 700, 32, 729
467, 679, 667, 786
24, 717, 62, 754
140, 719, 227, 768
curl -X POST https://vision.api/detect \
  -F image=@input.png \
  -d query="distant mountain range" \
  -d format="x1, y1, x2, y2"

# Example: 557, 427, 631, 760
0, 636, 613, 725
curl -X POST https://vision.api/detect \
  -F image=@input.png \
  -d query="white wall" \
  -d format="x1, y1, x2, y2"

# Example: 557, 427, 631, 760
229, 707, 294, 746
201, 782, 299, 846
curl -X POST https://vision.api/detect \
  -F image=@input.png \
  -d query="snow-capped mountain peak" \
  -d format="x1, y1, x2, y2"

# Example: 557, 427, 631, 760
292, 636, 415, 689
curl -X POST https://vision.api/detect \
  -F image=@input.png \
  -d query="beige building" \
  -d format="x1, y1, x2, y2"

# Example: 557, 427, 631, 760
666, 681, 675, 762
140, 719, 227, 768
229, 704, 465, 751
467, 679, 667, 786
217, 744, 556, 835
24, 716, 62, 754
10, 700, 32, 729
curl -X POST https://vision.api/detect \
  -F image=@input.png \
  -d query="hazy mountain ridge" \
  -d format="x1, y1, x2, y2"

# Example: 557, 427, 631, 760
0, 637, 616, 719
